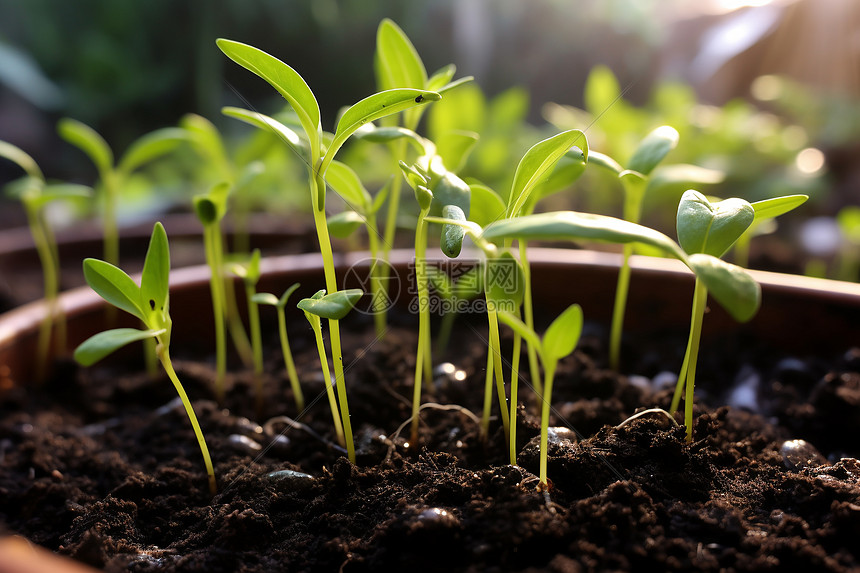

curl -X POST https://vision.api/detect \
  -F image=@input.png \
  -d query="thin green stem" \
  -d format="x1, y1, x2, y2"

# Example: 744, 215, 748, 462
277, 309, 304, 411
683, 279, 708, 442
158, 346, 216, 495
214, 228, 253, 367
481, 347, 494, 439
312, 171, 355, 463
24, 200, 58, 380
509, 329, 521, 466
609, 243, 634, 371
245, 282, 264, 414
366, 215, 387, 338
103, 172, 120, 268
203, 225, 227, 403
310, 315, 344, 445
410, 209, 430, 444
539, 362, 558, 487
487, 307, 511, 442
670, 278, 707, 414
520, 243, 542, 405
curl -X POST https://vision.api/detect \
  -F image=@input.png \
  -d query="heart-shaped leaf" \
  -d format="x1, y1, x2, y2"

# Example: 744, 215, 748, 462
677, 190, 754, 257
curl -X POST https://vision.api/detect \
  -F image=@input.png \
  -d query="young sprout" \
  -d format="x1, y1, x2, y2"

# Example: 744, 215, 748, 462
0, 140, 92, 378
229, 249, 265, 414
218, 36, 440, 462
497, 304, 583, 486
73, 222, 216, 494
57, 118, 189, 268
670, 191, 807, 441
297, 289, 363, 463
252, 283, 303, 412
588, 126, 724, 371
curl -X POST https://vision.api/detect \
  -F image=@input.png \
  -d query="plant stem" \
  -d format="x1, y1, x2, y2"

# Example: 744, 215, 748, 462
103, 172, 120, 268
539, 362, 558, 487
312, 171, 355, 463
203, 225, 227, 403
214, 228, 254, 367
519, 242, 542, 404
245, 282, 264, 415
24, 199, 58, 381
308, 314, 345, 446
487, 306, 511, 443
410, 208, 430, 444
481, 347, 494, 439
378, 138, 409, 335
158, 346, 216, 495
277, 307, 304, 411
366, 214, 387, 337
609, 243, 634, 371
509, 329, 521, 466
681, 279, 707, 442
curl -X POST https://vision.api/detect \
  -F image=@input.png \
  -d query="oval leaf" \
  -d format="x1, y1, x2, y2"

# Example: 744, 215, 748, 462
587, 150, 623, 175
222, 106, 308, 162
57, 118, 113, 177
626, 125, 679, 175
140, 222, 170, 317
74, 328, 164, 367
83, 259, 144, 320
542, 304, 583, 363
750, 194, 808, 222
508, 130, 587, 217
327, 211, 365, 238
374, 19, 427, 91
217, 39, 320, 154
688, 254, 761, 322
252, 292, 280, 306
325, 160, 372, 211
297, 289, 363, 320
118, 127, 188, 176
440, 205, 466, 258
469, 183, 507, 228
677, 190, 754, 257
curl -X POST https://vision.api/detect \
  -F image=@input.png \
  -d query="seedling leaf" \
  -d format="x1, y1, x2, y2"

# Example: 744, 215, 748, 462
469, 183, 507, 228
627, 125, 679, 175
587, 151, 623, 175
496, 310, 543, 358
542, 304, 583, 363
325, 160, 372, 210
222, 107, 308, 160
118, 128, 189, 176
74, 328, 164, 366
688, 254, 761, 322
252, 293, 280, 306
440, 205, 467, 258
297, 289, 363, 320
375, 19, 427, 91
750, 194, 808, 222
217, 39, 321, 153
0, 140, 44, 180
83, 258, 145, 320
140, 222, 170, 316
57, 118, 113, 177
484, 252, 525, 310
327, 211, 365, 238
677, 190, 754, 257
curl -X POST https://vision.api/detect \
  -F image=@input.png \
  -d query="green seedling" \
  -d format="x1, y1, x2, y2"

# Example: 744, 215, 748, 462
57, 118, 188, 268
497, 304, 583, 486
671, 191, 807, 441
297, 289, 363, 462
218, 36, 440, 463
373, 18, 473, 335
426, 263, 484, 354
229, 249, 264, 414
73, 222, 216, 494
0, 140, 91, 378
252, 283, 303, 412
588, 126, 724, 371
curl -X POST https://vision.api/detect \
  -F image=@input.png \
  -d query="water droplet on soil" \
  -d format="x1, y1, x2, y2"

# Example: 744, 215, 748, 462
780, 439, 826, 470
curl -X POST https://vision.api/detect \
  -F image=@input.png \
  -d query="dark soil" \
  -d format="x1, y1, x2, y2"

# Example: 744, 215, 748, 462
1, 311, 859, 572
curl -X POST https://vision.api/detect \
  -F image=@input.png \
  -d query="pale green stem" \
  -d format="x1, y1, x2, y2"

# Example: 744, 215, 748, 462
24, 200, 58, 380
609, 243, 634, 371
312, 171, 355, 464
309, 314, 344, 445
366, 214, 387, 338
520, 242, 542, 405
684, 279, 707, 442
734, 233, 751, 269
277, 308, 304, 411
158, 345, 216, 495
509, 329, 521, 466
214, 228, 253, 367
245, 282, 264, 414
481, 348, 494, 438
669, 278, 707, 415
539, 361, 558, 487
103, 172, 120, 268
410, 208, 430, 444
487, 306, 511, 443
378, 138, 409, 335
203, 225, 227, 403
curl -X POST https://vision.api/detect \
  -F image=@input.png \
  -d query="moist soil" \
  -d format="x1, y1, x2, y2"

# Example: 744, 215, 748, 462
1, 310, 859, 572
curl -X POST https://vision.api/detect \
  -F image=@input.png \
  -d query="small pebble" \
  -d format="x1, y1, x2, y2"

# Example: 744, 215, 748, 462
652, 371, 678, 392
547, 426, 577, 444
228, 434, 262, 453
416, 507, 459, 527
235, 417, 263, 435
727, 365, 760, 412
780, 439, 826, 470
265, 469, 314, 490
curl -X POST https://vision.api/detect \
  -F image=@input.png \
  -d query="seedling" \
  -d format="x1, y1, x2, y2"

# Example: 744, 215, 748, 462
229, 249, 265, 414
218, 36, 440, 462
496, 304, 583, 486
253, 283, 303, 412
671, 191, 807, 441
57, 118, 189, 268
0, 140, 91, 377
297, 289, 363, 462
73, 222, 216, 494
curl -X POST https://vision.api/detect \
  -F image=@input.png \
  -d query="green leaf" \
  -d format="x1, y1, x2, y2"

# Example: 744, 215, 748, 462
0, 140, 44, 181
30, 184, 92, 208
677, 190, 754, 257
587, 150, 623, 175
430, 171, 471, 218
252, 292, 280, 306
180, 113, 228, 167
435, 130, 479, 174
217, 39, 320, 154
584, 65, 621, 119
323, 88, 441, 171
508, 130, 587, 217
74, 328, 164, 367
327, 211, 365, 238
57, 118, 113, 178
325, 160, 372, 211
469, 183, 507, 228
222, 106, 308, 162
426, 265, 452, 299
374, 19, 427, 92
542, 304, 583, 363
372, 177, 392, 213
193, 181, 230, 225
484, 252, 525, 311
352, 125, 427, 153
140, 222, 170, 316
278, 283, 301, 308
688, 254, 761, 322
527, 145, 589, 213
426, 64, 456, 92
750, 194, 808, 222
626, 126, 679, 175
483, 211, 689, 262
297, 289, 363, 320
117, 127, 188, 176
440, 205, 467, 258
83, 259, 145, 320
